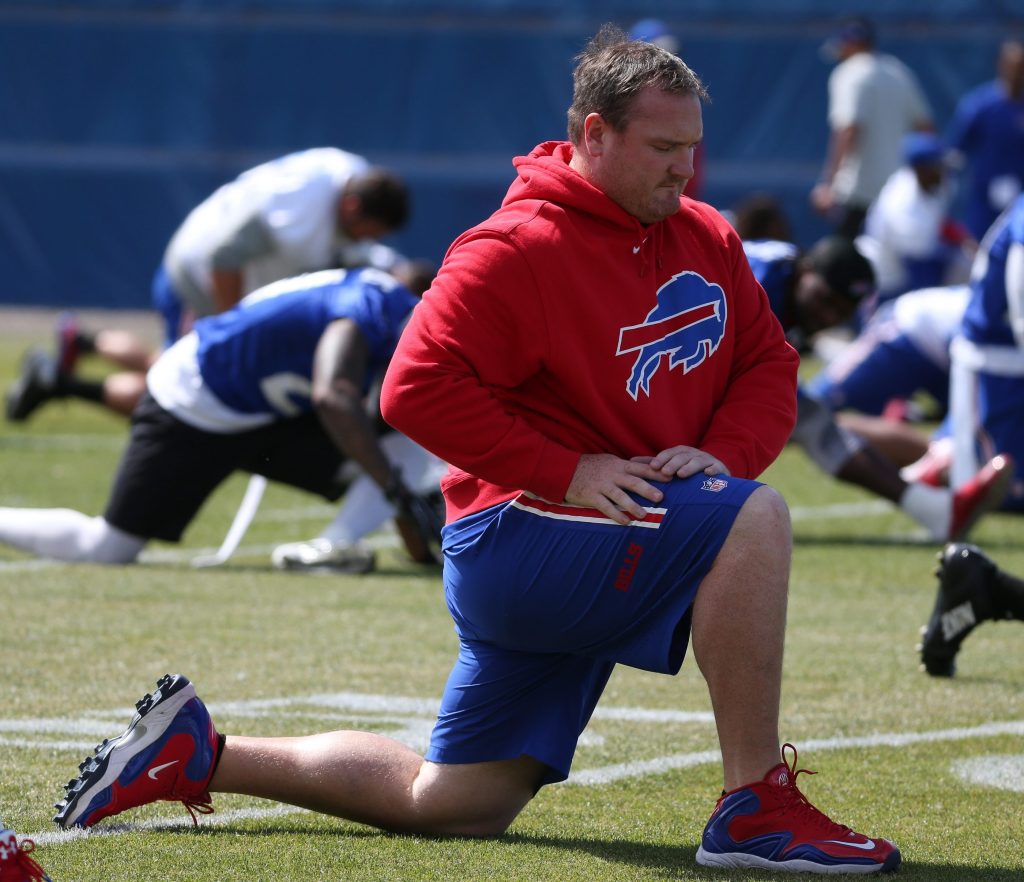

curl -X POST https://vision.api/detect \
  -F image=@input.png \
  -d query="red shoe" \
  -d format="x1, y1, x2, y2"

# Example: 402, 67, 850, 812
53, 674, 221, 829
881, 398, 910, 423
901, 441, 953, 488
948, 454, 1013, 542
696, 744, 900, 874
55, 311, 81, 375
0, 828, 52, 882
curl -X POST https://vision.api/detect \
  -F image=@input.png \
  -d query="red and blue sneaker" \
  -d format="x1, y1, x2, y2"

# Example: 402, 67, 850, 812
0, 827, 52, 882
53, 674, 221, 829
696, 744, 900, 874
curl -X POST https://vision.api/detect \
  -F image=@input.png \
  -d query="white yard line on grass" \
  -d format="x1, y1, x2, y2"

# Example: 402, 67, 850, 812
566, 719, 1024, 786
28, 805, 305, 846
789, 500, 893, 520
952, 754, 1024, 793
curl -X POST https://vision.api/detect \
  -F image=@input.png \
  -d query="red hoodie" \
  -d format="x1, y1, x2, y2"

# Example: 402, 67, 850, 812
382, 141, 798, 522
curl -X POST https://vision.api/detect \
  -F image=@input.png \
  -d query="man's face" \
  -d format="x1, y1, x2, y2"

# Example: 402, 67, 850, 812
913, 163, 944, 193
999, 42, 1024, 95
337, 195, 392, 241
582, 87, 702, 224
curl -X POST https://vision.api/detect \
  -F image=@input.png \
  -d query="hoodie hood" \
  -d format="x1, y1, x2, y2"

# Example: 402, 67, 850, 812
506, 141, 647, 233
505, 140, 662, 274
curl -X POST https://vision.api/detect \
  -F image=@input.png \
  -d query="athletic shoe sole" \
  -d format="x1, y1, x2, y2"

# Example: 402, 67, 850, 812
696, 844, 902, 875
53, 674, 195, 829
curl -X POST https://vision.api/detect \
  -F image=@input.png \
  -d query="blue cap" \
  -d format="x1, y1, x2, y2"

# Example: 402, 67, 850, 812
903, 132, 943, 167
833, 17, 875, 45
629, 18, 667, 41
821, 17, 876, 60
629, 19, 679, 54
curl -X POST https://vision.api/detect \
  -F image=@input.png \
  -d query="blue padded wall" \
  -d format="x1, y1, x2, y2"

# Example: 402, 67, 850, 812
0, 1, 1019, 308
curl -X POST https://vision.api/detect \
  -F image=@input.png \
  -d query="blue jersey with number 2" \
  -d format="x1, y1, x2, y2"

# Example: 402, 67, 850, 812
196, 267, 418, 418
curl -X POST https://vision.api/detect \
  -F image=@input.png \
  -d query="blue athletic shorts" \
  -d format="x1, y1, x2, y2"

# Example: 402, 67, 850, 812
975, 373, 1024, 512
426, 472, 760, 783
807, 331, 948, 415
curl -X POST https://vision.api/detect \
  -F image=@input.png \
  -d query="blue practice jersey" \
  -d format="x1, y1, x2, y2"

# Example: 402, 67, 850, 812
946, 81, 1024, 241
148, 267, 418, 432
742, 239, 799, 335
963, 195, 1024, 347
197, 266, 418, 415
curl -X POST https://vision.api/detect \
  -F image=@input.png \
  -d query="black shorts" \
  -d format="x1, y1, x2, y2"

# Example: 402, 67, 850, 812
104, 393, 347, 542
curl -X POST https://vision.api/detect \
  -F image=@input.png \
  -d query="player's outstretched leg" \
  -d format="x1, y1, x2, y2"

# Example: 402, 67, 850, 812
696, 744, 901, 874
53, 674, 221, 828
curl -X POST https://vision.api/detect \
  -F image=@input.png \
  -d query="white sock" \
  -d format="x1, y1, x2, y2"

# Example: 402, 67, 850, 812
322, 475, 395, 544
321, 434, 445, 545
899, 484, 952, 540
0, 508, 146, 563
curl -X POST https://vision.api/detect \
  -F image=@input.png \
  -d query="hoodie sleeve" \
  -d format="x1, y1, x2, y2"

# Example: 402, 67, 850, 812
698, 228, 800, 478
381, 229, 581, 501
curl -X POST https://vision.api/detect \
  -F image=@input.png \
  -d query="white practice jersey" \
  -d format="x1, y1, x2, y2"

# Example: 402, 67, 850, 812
859, 168, 954, 296
888, 284, 970, 370
163, 147, 369, 315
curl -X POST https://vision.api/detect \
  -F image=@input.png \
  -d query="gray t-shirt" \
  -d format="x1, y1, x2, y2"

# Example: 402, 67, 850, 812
828, 52, 932, 207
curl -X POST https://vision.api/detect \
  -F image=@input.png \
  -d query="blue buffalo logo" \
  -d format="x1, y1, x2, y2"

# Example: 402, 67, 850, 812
616, 271, 728, 400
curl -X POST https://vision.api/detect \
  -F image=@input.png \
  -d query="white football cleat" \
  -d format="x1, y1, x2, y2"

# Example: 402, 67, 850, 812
271, 538, 377, 574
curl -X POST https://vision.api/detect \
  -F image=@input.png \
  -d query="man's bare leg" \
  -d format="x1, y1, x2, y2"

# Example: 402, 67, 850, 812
101, 371, 148, 416
690, 485, 790, 791
94, 330, 159, 373
211, 731, 546, 836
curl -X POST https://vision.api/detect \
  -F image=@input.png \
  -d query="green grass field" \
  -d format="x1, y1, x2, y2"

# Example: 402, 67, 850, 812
1, 313, 1022, 881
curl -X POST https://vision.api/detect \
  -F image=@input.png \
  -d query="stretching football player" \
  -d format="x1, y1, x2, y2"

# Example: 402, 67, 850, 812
743, 235, 1011, 541
5, 148, 409, 421
0, 266, 439, 566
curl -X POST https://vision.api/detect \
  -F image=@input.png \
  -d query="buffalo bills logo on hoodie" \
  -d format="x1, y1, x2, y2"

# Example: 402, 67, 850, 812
616, 271, 728, 400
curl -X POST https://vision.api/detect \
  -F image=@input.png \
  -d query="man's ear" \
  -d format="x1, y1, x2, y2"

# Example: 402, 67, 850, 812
581, 112, 608, 157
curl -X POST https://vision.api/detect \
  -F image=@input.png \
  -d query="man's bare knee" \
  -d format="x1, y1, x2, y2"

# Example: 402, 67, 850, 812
410, 757, 545, 837
736, 485, 791, 540
714, 485, 792, 574
745, 484, 790, 523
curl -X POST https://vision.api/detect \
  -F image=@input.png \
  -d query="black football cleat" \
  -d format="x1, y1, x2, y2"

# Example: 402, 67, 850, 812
5, 348, 57, 422
919, 543, 997, 677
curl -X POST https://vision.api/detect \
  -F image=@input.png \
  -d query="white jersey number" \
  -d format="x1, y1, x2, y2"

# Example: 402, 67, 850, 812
260, 372, 312, 417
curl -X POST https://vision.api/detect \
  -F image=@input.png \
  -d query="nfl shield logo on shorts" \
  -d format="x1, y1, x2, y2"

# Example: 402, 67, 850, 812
701, 477, 729, 492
